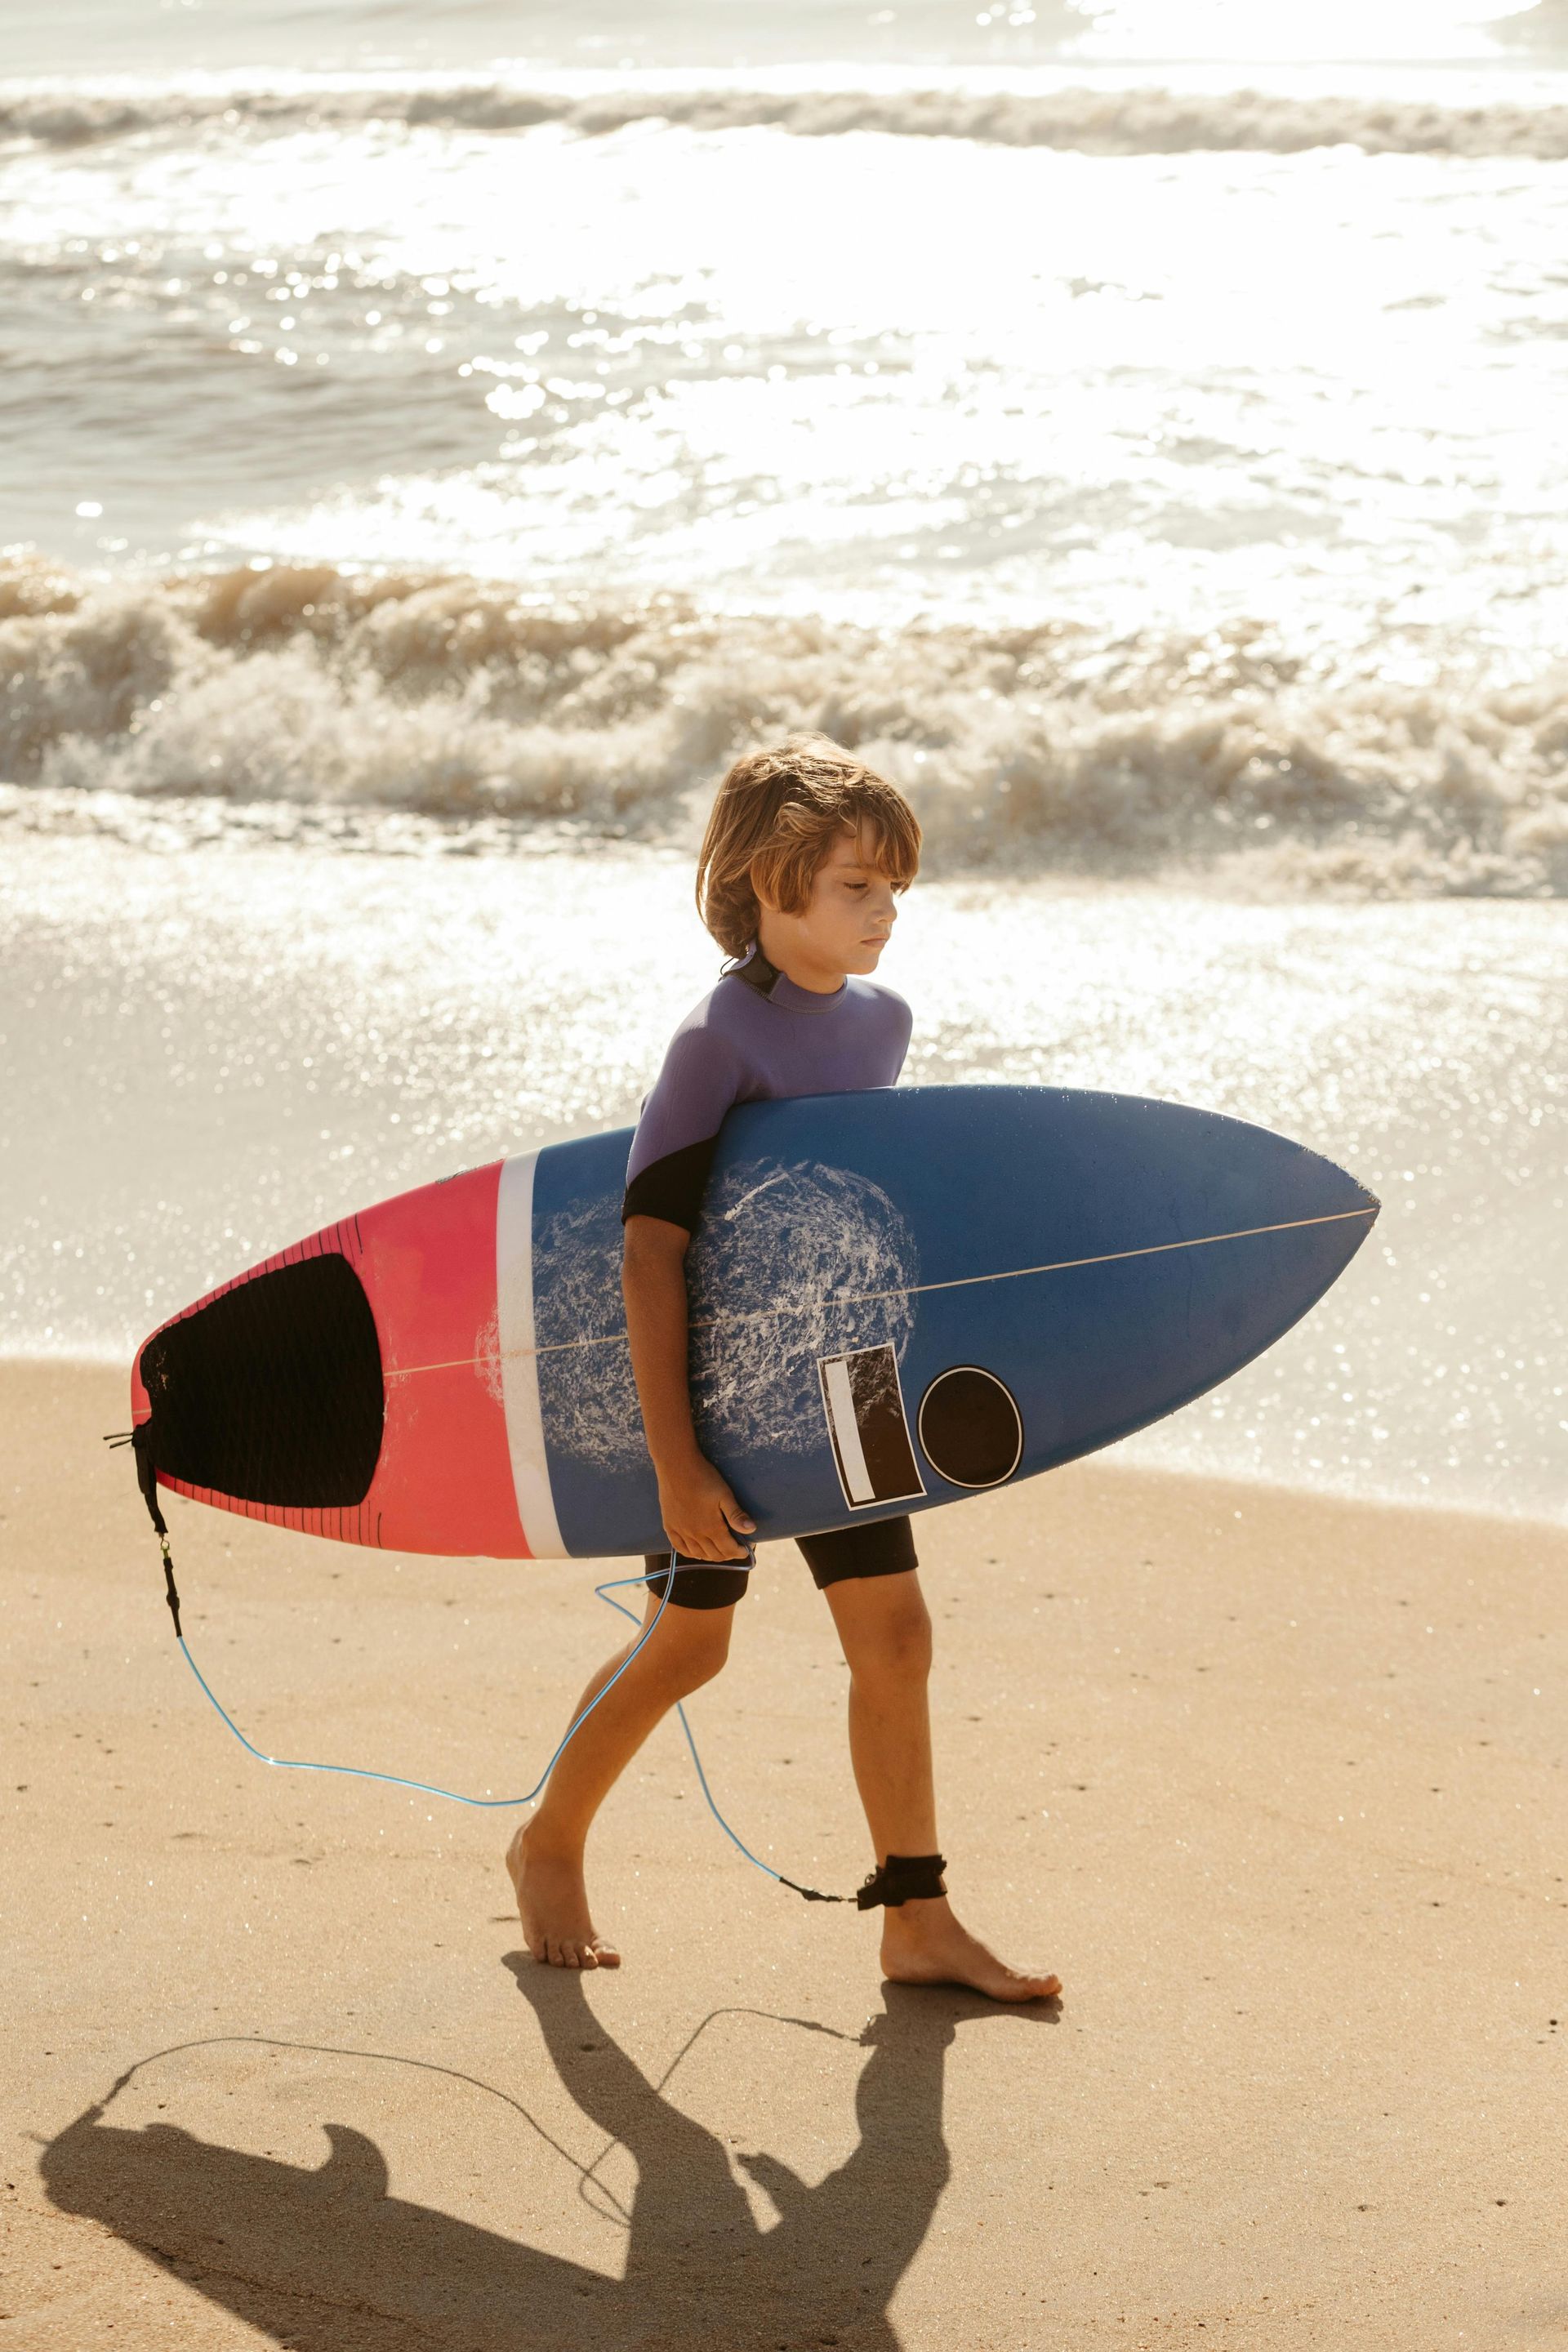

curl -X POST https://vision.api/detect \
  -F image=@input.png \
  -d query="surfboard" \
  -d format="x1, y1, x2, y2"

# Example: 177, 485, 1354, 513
129, 1086, 1379, 1560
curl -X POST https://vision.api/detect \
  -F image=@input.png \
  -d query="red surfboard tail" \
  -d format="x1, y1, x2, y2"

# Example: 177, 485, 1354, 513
130, 1164, 531, 1558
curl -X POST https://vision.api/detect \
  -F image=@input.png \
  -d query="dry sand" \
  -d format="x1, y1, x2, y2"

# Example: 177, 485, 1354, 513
3, 1360, 1565, 2350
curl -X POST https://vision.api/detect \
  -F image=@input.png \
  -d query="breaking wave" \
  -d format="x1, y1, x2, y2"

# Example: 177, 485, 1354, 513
3, 556, 1567, 896
9, 80, 1568, 159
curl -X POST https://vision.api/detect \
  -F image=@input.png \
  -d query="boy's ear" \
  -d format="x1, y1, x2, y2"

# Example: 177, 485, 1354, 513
748, 857, 779, 915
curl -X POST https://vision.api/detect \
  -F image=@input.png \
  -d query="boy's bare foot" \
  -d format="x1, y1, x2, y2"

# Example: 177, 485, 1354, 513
506, 1820, 621, 1970
880, 1896, 1060, 2002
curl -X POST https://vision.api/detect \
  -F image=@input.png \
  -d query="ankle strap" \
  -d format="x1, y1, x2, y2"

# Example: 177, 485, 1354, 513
856, 1852, 947, 1910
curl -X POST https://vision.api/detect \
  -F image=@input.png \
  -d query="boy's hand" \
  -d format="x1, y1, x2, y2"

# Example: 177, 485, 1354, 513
656, 1451, 756, 1562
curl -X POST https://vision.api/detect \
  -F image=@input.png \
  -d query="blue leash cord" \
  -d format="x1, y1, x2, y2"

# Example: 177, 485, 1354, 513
172, 1560, 844, 1902
108, 1424, 846, 1902
173, 1565, 671, 1810
592, 1572, 829, 1896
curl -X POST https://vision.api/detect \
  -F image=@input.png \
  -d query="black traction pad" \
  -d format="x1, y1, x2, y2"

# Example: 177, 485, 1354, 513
139, 1253, 384, 1508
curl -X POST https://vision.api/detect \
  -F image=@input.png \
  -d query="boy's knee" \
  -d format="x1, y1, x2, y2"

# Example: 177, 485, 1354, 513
851, 1589, 933, 1684
655, 1612, 733, 1695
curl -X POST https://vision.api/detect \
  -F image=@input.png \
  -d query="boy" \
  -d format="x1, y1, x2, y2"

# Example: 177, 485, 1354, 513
507, 736, 1061, 2002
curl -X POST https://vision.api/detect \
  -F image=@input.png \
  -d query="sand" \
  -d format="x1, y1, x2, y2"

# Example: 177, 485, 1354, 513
3, 1358, 1565, 2350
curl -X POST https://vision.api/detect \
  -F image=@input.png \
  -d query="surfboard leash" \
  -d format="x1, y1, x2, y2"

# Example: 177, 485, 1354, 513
109, 1432, 926, 1910
106, 1426, 184, 1636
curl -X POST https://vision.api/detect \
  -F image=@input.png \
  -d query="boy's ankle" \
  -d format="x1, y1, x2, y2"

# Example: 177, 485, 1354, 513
880, 1893, 951, 1934
514, 1815, 583, 1866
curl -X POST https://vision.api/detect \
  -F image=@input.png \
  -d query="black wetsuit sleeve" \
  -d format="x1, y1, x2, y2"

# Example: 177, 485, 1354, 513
621, 1020, 746, 1234
621, 1135, 720, 1233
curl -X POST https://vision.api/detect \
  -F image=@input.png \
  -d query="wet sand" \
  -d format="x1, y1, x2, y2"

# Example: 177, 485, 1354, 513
5, 1358, 1566, 2350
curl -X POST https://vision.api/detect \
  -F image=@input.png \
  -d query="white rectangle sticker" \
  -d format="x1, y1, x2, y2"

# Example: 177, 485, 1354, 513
822, 1354, 875, 1504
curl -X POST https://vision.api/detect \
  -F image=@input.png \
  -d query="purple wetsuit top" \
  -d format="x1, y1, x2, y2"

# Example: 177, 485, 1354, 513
621, 944, 913, 1233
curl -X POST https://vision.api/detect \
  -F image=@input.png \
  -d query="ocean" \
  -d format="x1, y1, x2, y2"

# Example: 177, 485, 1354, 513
2, 0, 1564, 1521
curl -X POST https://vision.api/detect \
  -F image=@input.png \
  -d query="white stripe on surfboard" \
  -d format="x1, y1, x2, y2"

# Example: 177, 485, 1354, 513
496, 1149, 567, 1560
822, 1356, 875, 1505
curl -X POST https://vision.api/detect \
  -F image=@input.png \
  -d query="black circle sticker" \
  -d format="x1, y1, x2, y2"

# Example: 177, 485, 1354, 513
917, 1366, 1023, 1490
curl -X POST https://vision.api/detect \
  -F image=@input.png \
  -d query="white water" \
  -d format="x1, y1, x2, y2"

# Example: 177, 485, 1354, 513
7, 564, 1568, 897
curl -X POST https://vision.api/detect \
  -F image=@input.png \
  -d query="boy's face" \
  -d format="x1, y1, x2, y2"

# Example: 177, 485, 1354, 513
767, 828, 903, 983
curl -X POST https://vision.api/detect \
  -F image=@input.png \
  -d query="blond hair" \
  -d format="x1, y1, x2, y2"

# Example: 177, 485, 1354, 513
696, 733, 921, 959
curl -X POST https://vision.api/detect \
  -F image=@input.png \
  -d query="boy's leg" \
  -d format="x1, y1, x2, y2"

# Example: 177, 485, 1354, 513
824, 1567, 1062, 2003
507, 1584, 735, 1970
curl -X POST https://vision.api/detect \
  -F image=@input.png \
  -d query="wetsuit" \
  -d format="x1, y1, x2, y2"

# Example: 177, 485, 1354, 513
623, 944, 917, 1607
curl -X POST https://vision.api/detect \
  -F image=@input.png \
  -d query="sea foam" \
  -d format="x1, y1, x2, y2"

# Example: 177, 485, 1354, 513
3, 558, 1566, 895
7, 82, 1568, 158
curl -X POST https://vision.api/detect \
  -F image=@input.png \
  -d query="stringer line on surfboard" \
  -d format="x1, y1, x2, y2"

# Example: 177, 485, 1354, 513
385, 1203, 1379, 1381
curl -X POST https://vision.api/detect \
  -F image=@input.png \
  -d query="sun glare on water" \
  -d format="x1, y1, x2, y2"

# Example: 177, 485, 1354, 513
1071, 0, 1535, 60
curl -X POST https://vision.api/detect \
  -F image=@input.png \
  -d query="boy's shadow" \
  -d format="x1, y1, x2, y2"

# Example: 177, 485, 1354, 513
42, 1962, 1057, 2350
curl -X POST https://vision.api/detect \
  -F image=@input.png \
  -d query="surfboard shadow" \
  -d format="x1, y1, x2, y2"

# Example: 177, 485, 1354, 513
41, 1976, 1054, 2350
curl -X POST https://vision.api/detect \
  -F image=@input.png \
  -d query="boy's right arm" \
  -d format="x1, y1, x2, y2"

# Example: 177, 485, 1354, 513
622, 1214, 757, 1562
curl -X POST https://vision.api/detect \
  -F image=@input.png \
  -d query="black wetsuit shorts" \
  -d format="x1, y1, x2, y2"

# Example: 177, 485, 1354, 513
645, 1514, 918, 1610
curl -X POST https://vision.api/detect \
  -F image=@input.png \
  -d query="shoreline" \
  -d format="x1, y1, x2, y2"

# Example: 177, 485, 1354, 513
7, 1356, 1566, 2347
